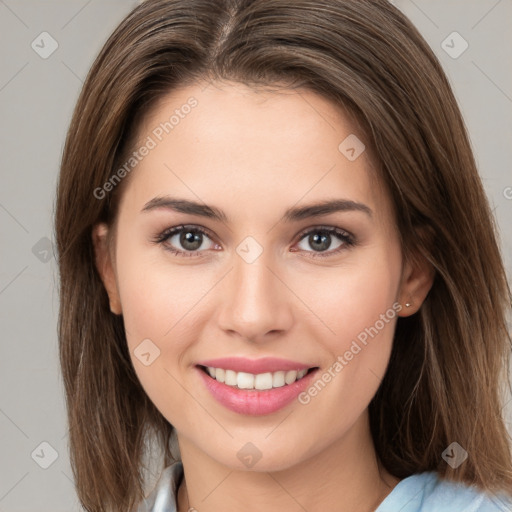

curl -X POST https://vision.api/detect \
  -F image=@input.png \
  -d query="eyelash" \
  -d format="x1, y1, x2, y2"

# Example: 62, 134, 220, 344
152, 224, 357, 259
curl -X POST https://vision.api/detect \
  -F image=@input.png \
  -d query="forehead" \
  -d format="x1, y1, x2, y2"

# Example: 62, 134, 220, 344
119, 80, 392, 226
140, 80, 366, 158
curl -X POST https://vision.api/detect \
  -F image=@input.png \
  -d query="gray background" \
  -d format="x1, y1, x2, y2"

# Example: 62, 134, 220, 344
0, 1, 511, 510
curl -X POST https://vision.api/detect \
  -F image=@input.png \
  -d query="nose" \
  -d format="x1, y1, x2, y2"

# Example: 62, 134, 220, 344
216, 247, 294, 343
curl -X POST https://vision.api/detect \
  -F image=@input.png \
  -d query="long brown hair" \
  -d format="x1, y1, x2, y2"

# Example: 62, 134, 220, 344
54, 0, 512, 509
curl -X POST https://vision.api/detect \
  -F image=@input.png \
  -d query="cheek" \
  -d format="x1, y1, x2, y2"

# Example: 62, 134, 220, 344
298, 248, 400, 344
114, 244, 223, 422
292, 244, 402, 414
114, 243, 200, 420
112, 239, 196, 400
114, 231, 203, 345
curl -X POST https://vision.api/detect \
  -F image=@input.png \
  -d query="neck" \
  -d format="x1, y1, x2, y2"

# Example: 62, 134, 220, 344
176, 411, 400, 512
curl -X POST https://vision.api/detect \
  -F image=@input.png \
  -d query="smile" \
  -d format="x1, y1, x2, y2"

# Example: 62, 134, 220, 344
196, 364, 320, 415
200, 365, 314, 390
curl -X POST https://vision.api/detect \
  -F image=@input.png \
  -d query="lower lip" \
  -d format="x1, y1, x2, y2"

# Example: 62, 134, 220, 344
196, 366, 319, 416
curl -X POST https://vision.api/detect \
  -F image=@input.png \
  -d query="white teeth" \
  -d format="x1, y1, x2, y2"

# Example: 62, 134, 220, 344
297, 368, 307, 379
272, 371, 285, 388
255, 372, 273, 390
237, 372, 254, 389
225, 369, 237, 386
285, 370, 297, 384
215, 368, 225, 383
205, 366, 311, 390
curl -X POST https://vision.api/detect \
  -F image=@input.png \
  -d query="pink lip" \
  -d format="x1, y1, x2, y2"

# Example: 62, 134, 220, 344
196, 356, 314, 374
196, 365, 320, 416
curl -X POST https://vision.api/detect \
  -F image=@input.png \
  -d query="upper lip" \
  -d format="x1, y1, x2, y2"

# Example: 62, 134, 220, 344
196, 357, 317, 374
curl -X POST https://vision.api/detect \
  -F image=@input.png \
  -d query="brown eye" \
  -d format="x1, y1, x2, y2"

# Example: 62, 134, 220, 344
154, 225, 217, 257
294, 227, 356, 258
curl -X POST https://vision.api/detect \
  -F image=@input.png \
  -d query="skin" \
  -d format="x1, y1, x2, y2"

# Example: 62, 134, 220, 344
93, 80, 433, 512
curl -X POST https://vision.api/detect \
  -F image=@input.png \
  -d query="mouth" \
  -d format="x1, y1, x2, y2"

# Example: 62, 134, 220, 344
196, 364, 319, 391
196, 363, 320, 415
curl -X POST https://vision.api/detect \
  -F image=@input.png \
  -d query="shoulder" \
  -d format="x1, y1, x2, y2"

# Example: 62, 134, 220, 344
134, 460, 183, 512
376, 471, 512, 512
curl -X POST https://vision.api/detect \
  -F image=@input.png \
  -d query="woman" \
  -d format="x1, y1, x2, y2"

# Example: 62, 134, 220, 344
54, 0, 512, 511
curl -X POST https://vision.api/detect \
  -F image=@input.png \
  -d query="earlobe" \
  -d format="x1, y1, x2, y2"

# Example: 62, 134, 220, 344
92, 223, 122, 315
398, 251, 435, 317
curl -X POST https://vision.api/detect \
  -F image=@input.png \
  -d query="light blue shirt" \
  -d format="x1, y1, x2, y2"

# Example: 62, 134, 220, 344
136, 460, 512, 512
375, 470, 512, 511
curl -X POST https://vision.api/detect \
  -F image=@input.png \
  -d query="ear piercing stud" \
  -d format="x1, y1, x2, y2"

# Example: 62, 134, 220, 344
405, 302, 412, 308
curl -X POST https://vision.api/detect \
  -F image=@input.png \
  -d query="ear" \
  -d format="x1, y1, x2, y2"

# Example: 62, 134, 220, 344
92, 222, 122, 315
397, 249, 435, 317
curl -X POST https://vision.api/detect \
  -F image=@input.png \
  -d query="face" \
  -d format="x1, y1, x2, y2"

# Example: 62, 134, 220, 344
93, 80, 431, 472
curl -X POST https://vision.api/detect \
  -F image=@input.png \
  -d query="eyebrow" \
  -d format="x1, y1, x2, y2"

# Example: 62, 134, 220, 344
141, 196, 373, 222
